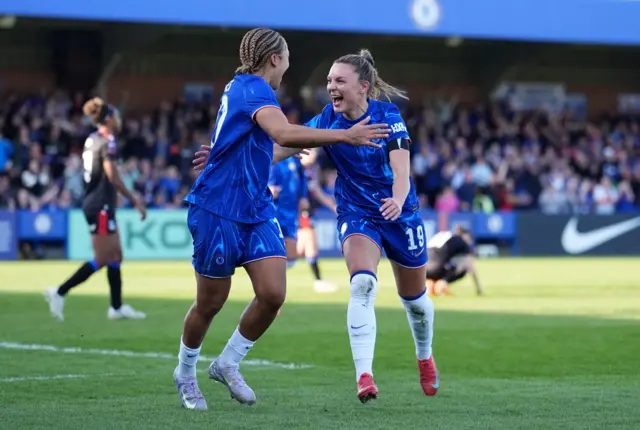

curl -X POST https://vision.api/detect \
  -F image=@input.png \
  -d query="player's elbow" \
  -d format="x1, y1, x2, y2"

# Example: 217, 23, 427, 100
391, 167, 410, 186
267, 126, 287, 146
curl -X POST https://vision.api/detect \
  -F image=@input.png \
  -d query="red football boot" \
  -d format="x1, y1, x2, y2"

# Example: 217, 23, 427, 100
356, 373, 379, 403
417, 356, 440, 396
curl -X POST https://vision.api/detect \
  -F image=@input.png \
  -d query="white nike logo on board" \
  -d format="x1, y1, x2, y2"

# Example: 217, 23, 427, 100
560, 216, 640, 254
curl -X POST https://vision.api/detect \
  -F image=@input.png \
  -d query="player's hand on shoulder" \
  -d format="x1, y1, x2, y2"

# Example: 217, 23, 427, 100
192, 145, 211, 172
344, 116, 389, 148
379, 197, 403, 221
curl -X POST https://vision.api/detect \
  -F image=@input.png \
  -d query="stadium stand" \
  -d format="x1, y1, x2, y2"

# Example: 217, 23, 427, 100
1, 89, 639, 214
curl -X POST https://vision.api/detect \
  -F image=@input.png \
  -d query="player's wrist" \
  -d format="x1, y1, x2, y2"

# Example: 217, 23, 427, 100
339, 129, 353, 144
392, 195, 405, 206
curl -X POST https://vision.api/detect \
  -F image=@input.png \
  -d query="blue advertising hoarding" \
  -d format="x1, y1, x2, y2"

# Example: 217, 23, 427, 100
17, 210, 67, 241
2, 0, 639, 45
23, 209, 516, 260
8, 208, 640, 259
0, 210, 17, 260
66, 208, 515, 260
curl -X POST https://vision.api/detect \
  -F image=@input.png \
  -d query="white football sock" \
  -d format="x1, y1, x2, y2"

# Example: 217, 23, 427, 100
176, 338, 201, 378
400, 290, 434, 360
217, 327, 255, 367
347, 271, 378, 381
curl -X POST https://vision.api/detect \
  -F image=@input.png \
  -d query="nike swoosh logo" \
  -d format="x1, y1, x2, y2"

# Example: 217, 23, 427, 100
181, 389, 196, 409
350, 324, 367, 330
432, 371, 440, 389
561, 216, 640, 254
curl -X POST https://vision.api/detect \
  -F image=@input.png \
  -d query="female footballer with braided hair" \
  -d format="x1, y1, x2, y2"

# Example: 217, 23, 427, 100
173, 27, 391, 410
194, 48, 440, 404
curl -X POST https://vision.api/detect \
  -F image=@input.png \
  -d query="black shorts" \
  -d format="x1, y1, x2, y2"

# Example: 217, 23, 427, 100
83, 206, 117, 235
426, 249, 467, 284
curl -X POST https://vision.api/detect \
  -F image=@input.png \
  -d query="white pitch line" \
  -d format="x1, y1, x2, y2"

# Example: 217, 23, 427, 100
0, 373, 120, 383
0, 341, 313, 370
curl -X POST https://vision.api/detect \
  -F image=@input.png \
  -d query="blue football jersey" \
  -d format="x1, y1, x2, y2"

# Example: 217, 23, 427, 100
306, 100, 419, 221
269, 156, 307, 226
185, 74, 280, 224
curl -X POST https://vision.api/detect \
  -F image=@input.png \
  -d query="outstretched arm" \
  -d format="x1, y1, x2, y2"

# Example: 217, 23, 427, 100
192, 144, 309, 171
255, 107, 387, 149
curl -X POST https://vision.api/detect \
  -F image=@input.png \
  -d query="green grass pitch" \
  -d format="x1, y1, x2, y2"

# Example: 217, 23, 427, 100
0, 258, 639, 429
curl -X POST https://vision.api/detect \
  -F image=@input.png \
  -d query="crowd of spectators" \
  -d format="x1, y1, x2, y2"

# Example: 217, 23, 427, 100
1, 88, 639, 214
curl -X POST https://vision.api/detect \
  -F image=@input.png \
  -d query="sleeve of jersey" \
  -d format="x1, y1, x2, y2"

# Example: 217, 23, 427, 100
101, 138, 118, 161
303, 113, 323, 129
385, 105, 411, 142
247, 81, 281, 121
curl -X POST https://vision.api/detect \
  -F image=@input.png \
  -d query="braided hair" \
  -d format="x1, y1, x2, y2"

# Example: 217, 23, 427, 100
334, 49, 408, 101
236, 28, 286, 75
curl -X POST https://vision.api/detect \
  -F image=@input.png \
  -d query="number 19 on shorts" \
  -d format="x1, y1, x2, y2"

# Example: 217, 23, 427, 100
406, 225, 425, 251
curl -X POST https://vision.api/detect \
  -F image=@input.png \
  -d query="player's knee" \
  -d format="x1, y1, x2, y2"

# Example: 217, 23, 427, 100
349, 270, 378, 300
194, 295, 225, 319
93, 256, 109, 268
109, 251, 122, 264
194, 278, 229, 317
259, 287, 285, 312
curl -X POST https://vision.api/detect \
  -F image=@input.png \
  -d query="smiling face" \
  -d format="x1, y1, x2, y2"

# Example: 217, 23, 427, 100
326, 62, 369, 117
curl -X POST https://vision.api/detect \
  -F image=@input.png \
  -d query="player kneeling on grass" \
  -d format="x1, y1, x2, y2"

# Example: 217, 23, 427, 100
44, 98, 147, 321
426, 226, 483, 296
